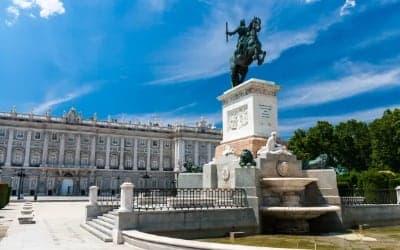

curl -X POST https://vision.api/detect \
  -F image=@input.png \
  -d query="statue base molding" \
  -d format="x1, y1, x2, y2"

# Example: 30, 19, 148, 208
215, 136, 267, 160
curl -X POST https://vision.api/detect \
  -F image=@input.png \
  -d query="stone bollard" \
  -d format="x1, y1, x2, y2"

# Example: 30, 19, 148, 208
89, 186, 98, 206
113, 182, 134, 244
396, 186, 400, 204
119, 182, 134, 212
85, 186, 99, 221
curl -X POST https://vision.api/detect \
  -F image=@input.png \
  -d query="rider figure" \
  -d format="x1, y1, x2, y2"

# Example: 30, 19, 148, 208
226, 19, 248, 57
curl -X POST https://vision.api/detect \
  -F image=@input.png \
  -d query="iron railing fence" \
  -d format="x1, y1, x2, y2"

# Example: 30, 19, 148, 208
98, 190, 120, 208
132, 188, 248, 211
339, 188, 397, 206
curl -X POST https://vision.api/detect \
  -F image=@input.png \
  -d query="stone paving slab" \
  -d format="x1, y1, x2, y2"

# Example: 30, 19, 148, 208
0, 202, 133, 250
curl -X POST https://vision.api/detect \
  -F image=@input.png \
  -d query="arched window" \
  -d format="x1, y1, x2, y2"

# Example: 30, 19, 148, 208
110, 153, 119, 168
12, 148, 24, 166
48, 150, 58, 165
30, 150, 41, 166
0, 147, 6, 165
138, 159, 145, 170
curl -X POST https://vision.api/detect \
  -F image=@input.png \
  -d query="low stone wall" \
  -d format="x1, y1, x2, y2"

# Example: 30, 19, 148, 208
342, 205, 400, 228
178, 173, 203, 188
118, 208, 257, 239
122, 230, 294, 250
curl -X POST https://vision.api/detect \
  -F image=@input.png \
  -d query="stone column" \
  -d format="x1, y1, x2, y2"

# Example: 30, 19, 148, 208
42, 132, 49, 167
119, 182, 134, 212
58, 133, 65, 167
174, 138, 185, 170
89, 186, 98, 205
119, 137, 124, 170
23, 130, 32, 167
90, 135, 96, 168
396, 186, 400, 204
146, 139, 151, 171
207, 142, 212, 162
75, 134, 81, 167
5, 129, 14, 166
159, 140, 163, 171
105, 136, 111, 169
133, 138, 138, 170
194, 141, 199, 166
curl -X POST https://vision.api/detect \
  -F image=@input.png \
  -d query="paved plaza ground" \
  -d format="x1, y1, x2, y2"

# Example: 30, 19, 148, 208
1, 201, 400, 250
0, 201, 133, 250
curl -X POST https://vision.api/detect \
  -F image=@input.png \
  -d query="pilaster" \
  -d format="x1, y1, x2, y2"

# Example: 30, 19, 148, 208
105, 136, 110, 169
5, 129, 14, 166
119, 137, 124, 170
90, 135, 96, 168
58, 133, 65, 167
159, 140, 163, 171
207, 142, 212, 162
23, 130, 32, 167
133, 138, 138, 170
42, 132, 49, 167
75, 134, 81, 167
146, 139, 151, 171
194, 141, 199, 166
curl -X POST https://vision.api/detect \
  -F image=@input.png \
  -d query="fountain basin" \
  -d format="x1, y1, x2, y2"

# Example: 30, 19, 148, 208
260, 205, 340, 220
261, 177, 318, 192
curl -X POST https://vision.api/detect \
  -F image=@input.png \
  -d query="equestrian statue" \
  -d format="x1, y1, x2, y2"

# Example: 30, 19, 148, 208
226, 17, 267, 87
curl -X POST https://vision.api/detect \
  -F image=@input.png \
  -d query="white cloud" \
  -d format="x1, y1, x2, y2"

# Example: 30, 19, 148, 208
4, 0, 65, 26
114, 103, 221, 126
340, 0, 356, 16
279, 104, 400, 137
31, 85, 93, 114
5, 6, 19, 26
35, 0, 65, 18
13, 0, 34, 9
145, 1, 341, 85
281, 66, 400, 109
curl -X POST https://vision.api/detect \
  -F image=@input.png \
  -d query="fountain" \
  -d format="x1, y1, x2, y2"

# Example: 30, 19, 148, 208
200, 78, 343, 234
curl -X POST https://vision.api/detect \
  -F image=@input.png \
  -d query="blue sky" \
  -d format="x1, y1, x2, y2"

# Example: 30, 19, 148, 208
0, 0, 399, 138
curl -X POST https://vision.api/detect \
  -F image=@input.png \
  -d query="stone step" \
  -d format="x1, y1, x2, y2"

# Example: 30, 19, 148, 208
92, 218, 114, 230
103, 213, 116, 219
87, 221, 112, 236
80, 223, 112, 242
98, 215, 114, 224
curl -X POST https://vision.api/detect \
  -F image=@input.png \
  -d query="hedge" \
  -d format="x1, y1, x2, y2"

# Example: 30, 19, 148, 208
0, 183, 11, 209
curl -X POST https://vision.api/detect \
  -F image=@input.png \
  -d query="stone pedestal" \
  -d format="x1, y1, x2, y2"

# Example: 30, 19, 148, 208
119, 182, 134, 212
396, 186, 400, 204
215, 78, 280, 159
89, 186, 98, 205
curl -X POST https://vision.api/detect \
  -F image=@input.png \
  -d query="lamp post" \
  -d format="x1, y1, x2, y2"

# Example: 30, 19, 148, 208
117, 176, 121, 196
17, 168, 26, 200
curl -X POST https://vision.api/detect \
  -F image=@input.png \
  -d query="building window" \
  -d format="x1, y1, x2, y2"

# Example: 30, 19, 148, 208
139, 139, 146, 146
138, 159, 145, 170
98, 136, 105, 144
64, 151, 74, 165
111, 137, 119, 145
12, 148, 24, 166
110, 153, 119, 168
30, 150, 41, 166
82, 136, 90, 144
152, 140, 158, 147
0, 128, 5, 137
81, 153, 89, 166
151, 160, 158, 170
165, 142, 170, 148
15, 130, 24, 140
96, 157, 105, 168
51, 133, 58, 142
0, 147, 6, 165
67, 134, 75, 143
125, 139, 132, 147
48, 150, 58, 165
34, 132, 41, 140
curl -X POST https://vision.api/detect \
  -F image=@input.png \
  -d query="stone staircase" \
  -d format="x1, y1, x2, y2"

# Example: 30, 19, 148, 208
81, 209, 117, 242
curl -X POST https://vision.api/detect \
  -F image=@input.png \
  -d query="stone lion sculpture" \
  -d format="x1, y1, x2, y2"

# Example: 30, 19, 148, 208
239, 149, 256, 167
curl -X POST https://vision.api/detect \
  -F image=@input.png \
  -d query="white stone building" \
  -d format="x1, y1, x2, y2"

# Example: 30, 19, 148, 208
0, 108, 221, 196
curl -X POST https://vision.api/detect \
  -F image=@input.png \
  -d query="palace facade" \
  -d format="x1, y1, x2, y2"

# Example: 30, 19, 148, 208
0, 108, 221, 196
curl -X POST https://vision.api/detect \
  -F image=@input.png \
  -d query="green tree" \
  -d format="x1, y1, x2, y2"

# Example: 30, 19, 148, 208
304, 121, 337, 165
287, 129, 309, 160
334, 120, 371, 171
369, 109, 400, 171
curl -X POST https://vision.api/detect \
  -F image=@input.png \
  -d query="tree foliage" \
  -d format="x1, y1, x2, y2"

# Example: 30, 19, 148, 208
288, 108, 400, 173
